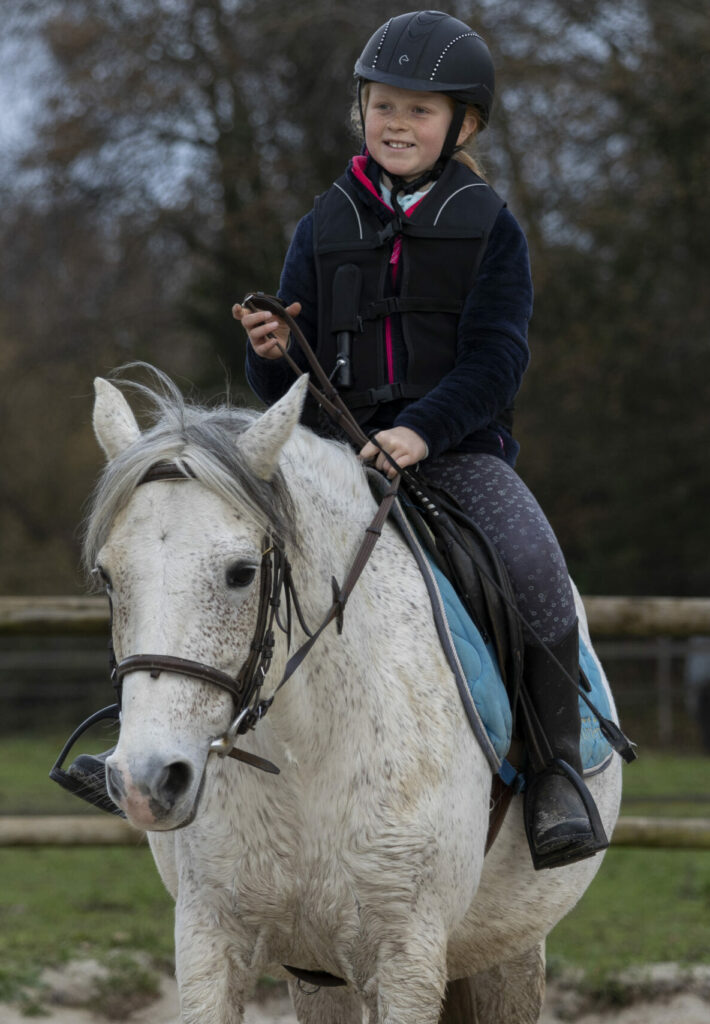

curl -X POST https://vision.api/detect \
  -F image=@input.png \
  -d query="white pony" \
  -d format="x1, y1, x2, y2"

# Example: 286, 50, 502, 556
86, 370, 622, 1024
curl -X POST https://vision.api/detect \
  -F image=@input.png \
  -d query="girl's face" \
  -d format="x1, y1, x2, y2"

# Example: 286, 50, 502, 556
364, 82, 476, 182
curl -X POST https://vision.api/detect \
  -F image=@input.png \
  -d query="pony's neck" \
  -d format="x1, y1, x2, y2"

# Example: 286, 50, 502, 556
284, 428, 377, 553
260, 428, 383, 760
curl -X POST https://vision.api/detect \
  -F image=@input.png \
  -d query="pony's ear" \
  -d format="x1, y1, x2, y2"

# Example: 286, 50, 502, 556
93, 378, 141, 460
240, 375, 309, 480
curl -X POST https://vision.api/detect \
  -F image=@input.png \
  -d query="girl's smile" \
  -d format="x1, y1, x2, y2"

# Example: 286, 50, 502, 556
364, 82, 476, 182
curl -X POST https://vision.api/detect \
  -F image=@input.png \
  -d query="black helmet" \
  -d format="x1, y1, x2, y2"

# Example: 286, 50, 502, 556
354, 10, 495, 127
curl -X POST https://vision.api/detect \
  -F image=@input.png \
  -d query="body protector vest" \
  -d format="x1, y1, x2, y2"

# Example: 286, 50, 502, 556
309, 158, 505, 431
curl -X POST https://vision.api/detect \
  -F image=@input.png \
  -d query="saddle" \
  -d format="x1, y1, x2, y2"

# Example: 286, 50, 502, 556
397, 470, 525, 709
372, 469, 634, 773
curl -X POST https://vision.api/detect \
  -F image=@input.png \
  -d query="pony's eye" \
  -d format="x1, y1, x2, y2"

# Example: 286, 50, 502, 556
225, 562, 257, 589
93, 565, 113, 590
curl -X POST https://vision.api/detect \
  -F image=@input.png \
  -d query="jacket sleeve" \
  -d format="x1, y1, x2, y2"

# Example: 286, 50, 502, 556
393, 206, 533, 459
245, 212, 319, 406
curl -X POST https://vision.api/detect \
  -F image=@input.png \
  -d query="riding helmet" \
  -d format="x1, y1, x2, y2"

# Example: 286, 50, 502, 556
354, 10, 495, 127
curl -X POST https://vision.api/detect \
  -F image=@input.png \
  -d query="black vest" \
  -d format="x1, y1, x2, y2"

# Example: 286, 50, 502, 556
309, 159, 505, 430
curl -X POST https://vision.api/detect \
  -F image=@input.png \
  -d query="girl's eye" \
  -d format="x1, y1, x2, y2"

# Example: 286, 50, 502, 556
225, 562, 258, 589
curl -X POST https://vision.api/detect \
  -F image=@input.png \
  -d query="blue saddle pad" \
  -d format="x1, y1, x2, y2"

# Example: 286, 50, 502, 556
428, 561, 613, 773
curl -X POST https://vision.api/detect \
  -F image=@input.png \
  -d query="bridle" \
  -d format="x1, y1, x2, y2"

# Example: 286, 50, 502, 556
106, 464, 298, 774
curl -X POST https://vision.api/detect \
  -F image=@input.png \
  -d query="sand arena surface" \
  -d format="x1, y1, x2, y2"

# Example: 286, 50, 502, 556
1, 962, 710, 1023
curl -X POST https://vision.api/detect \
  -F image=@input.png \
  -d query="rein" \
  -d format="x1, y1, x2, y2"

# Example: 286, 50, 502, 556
106, 294, 634, 781
240, 294, 636, 769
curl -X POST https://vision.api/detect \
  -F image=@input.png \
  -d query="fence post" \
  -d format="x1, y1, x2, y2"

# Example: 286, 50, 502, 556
656, 637, 673, 746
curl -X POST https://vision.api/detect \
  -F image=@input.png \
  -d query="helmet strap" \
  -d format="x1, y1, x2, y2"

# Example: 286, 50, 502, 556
440, 100, 468, 165
357, 79, 366, 140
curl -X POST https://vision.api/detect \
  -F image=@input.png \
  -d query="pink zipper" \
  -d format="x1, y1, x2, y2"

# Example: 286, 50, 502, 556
348, 157, 429, 388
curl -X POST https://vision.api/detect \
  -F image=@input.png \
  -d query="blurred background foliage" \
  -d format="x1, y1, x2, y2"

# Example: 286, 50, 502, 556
1, 0, 708, 596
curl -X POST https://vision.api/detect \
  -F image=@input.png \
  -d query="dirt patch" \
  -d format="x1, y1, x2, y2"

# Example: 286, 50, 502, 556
1, 962, 709, 1023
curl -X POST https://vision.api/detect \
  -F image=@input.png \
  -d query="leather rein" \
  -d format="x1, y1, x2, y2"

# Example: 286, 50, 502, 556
109, 296, 402, 773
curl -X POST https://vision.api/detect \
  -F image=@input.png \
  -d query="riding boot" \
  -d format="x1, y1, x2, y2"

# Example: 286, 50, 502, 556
64, 748, 116, 810
522, 621, 609, 870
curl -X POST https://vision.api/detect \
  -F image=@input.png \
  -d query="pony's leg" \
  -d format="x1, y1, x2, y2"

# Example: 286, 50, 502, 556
288, 980, 365, 1024
368, 941, 448, 1024
438, 977, 476, 1023
174, 919, 250, 1024
442, 943, 546, 1024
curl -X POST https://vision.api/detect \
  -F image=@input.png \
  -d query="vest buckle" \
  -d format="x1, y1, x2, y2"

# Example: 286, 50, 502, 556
366, 382, 404, 405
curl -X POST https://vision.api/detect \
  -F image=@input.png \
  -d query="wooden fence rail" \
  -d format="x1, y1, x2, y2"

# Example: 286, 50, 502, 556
2, 595, 708, 853
1, 815, 709, 849
2, 595, 710, 637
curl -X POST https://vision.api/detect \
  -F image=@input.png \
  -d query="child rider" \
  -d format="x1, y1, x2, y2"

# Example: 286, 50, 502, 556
233, 10, 608, 870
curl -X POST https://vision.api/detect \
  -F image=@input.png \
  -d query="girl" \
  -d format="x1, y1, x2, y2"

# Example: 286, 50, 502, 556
233, 10, 607, 870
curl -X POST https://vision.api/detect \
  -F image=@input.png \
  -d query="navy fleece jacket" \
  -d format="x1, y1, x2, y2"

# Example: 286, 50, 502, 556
245, 155, 533, 466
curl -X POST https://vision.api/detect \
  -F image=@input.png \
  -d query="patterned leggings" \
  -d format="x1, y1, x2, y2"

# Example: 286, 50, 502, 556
422, 453, 576, 646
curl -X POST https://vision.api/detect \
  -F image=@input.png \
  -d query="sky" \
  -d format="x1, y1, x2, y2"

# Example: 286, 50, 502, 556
0, 10, 55, 190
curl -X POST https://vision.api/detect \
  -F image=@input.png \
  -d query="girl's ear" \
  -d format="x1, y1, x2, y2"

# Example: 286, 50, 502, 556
457, 109, 479, 147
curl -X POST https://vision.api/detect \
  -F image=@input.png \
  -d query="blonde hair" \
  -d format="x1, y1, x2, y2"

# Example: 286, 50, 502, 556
350, 83, 487, 181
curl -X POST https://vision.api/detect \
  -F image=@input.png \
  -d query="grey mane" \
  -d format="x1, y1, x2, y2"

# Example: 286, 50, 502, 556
83, 367, 297, 578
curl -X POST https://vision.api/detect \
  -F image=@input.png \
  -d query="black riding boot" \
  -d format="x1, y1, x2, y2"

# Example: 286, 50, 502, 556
55, 747, 119, 815
66, 748, 114, 794
522, 621, 609, 870
49, 704, 124, 815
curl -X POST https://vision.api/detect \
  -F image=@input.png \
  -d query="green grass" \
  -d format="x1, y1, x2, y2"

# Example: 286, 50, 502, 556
1, 733, 709, 1002
0, 730, 174, 1005
546, 753, 710, 976
0, 846, 174, 1005
618, 750, 710, 818
0, 726, 121, 816
547, 846, 710, 976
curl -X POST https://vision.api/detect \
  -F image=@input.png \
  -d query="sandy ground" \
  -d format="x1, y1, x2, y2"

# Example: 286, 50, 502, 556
1, 964, 710, 1023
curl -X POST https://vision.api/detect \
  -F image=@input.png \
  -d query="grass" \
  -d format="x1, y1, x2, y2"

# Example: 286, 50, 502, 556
0, 724, 122, 816
0, 729, 174, 1009
617, 750, 710, 818
0, 846, 174, 1005
547, 846, 710, 976
1, 733, 709, 1005
546, 752, 710, 977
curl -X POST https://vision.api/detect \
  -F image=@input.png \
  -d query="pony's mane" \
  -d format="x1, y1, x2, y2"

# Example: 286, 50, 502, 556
83, 367, 298, 578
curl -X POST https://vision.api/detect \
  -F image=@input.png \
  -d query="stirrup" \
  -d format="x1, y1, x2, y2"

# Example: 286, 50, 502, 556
49, 705, 125, 817
523, 758, 608, 870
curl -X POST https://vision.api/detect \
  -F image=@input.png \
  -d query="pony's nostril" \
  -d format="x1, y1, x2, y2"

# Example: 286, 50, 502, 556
156, 761, 192, 808
106, 763, 126, 802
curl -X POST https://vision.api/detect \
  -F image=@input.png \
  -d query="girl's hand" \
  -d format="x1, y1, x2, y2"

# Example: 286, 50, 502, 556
359, 426, 428, 478
232, 300, 302, 360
